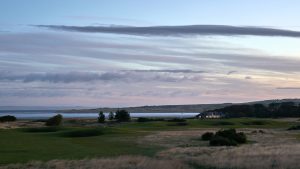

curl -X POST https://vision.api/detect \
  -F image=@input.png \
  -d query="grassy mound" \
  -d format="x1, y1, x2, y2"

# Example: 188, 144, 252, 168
241, 120, 268, 125
213, 121, 235, 126
137, 117, 165, 122
60, 128, 103, 137
23, 127, 63, 133
46, 114, 63, 126
167, 122, 189, 126
167, 118, 186, 122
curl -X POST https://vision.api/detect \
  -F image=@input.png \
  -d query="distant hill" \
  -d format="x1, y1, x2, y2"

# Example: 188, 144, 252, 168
58, 98, 300, 113
0, 106, 94, 111
58, 103, 232, 113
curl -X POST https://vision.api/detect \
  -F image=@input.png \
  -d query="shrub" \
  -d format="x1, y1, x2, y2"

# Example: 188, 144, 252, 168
202, 129, 247, 146
288, 125, 300, 130
61, 128, 103, 137
201, 132, 215, 141
235, 132, 247, 143
98, 111, 105, 123
115, 110, 130, 122
45, 114, 63, 126
215, 129, 247, 144
167, 118, 186, 122
0, 115, 16, 122
209, 136, 238, 146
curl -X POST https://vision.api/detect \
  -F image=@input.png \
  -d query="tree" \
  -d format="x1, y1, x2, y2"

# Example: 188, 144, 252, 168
98, 111, 105, 123
115, 109, 130, 122
46, 114, 63, 126
108, 112, 114, 121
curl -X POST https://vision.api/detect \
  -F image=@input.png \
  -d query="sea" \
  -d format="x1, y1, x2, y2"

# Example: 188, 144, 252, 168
0, 110, 199, 119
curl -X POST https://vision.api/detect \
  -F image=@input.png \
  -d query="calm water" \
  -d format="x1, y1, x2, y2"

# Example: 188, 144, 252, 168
0, 110, 199, 119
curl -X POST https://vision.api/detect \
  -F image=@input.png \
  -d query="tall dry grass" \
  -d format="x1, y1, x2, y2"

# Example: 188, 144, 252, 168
156, 129, 300, 169
0, 156, 188, 169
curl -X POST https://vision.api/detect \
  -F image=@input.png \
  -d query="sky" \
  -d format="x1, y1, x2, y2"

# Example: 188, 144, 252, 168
1, 0, 300, 107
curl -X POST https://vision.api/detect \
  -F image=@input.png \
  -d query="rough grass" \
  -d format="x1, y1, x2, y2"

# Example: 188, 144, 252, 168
0, 156, 188, 169
156, 129, 300, 169
0, 118, 297, 168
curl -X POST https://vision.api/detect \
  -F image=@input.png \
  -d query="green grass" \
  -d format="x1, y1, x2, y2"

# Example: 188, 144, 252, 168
60, 128, 104, 137
0, 118, 294, 165
0, 127, 161, 165
121, 118, 291, 130
23, 127, 63, 133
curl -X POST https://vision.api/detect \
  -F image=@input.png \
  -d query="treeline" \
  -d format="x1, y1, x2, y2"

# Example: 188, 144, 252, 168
210, 102, 300, 118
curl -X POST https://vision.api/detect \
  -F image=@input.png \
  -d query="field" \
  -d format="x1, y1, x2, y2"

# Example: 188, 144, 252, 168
0, 118, 300, 169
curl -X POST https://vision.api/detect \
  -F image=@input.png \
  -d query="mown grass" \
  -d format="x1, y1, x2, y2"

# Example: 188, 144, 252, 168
0, 127, 160, 165
0, 118, 294, 165
22, 127, 63, 133
60, 128, 103, 137
121, 118, 291, 130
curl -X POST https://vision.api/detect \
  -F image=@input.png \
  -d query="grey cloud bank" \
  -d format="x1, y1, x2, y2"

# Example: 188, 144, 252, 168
0, 70, 204, 83
37, 25, 300, 38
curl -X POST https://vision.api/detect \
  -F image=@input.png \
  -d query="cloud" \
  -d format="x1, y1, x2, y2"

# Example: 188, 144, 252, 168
0, 71, 204, 83
125, 69, 205, 73
36, 25, 300, 38
227, 71, 238, 75
276, 87, 300, 90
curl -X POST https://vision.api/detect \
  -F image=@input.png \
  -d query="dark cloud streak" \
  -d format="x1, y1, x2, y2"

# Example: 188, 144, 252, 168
125, 69, 205, 73
0, 71, 204, 83
36, 25, 300, 38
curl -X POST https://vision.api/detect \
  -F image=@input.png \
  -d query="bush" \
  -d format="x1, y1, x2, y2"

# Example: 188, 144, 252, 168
215, 129, 247, 144
210, 136, 238, 146
201, 129, 247, 146
167, 118, 186, 122
235, 132, 247, 143
201, 132, 215, 141
98, 111, 105, 123
288, 125, 300, 130
115, 110, 130, 122
61, 128, 103, 137
45, 114, 63, 126
0, 115, 16, 122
